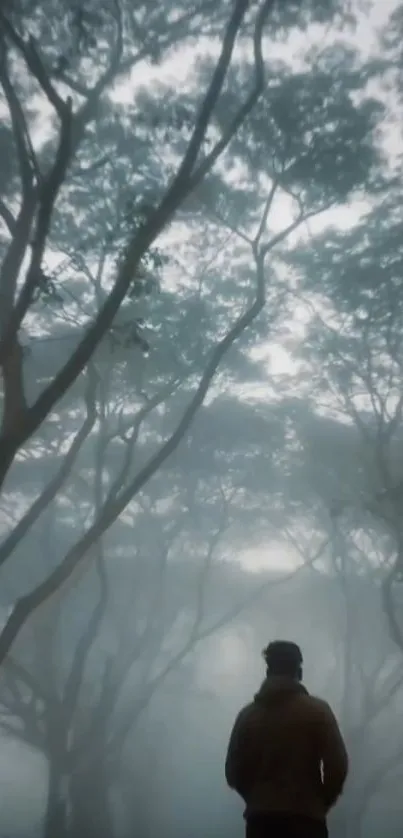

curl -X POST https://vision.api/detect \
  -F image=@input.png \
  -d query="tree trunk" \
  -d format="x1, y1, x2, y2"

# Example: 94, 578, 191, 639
68, 764, 114, 838
43, 758, 68, 838
0, 435, 18, 493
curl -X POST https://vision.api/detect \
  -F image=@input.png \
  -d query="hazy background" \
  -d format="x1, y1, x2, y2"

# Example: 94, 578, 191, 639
1, 1, 403, 837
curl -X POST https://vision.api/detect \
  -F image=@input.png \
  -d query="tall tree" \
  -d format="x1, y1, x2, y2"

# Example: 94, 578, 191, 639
282, 183, 403, 648
0, 442, 287, 838
0, 0, 275, 489
0, 1, 383, 667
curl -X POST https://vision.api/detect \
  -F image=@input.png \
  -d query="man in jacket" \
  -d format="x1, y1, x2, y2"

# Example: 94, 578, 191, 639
225, 640, 348, 838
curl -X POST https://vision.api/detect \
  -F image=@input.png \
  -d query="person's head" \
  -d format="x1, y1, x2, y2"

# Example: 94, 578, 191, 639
262, 640, 303, 681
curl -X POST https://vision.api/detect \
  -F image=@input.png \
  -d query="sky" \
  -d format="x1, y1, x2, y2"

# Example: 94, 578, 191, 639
112, 1, 398, 98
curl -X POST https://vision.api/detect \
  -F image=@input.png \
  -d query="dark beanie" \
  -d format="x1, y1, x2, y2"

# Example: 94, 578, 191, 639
263, 640, 303, 674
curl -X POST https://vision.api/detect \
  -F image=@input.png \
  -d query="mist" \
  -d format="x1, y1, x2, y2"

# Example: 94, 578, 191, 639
1, 1, 403, 838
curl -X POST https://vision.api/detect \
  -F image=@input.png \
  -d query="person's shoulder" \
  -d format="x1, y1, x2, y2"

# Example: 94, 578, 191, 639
303, 693, 337, 722
231, 700, 260, 731
235, 701, 256, 721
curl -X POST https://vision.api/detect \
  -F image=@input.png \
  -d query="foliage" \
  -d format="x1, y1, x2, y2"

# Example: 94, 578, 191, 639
0, 0, 386, 670
0, 3, 401, 836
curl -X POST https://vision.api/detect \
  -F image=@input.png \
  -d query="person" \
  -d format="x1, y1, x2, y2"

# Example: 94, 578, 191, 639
225, 640, 348, 838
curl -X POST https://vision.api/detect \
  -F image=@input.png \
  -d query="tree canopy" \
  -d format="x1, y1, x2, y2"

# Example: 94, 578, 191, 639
2, 2, 403, 837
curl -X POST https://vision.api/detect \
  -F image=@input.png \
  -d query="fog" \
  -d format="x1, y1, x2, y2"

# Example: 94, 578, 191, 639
1, 1, 403, 837
0, 561, 402, 838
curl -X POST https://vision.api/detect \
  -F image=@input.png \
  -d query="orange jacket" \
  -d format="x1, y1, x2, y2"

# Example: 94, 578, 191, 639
225, 676, 348, 821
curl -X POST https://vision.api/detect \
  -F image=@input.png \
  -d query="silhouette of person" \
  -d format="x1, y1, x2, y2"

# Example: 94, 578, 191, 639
225, 640, 348, 838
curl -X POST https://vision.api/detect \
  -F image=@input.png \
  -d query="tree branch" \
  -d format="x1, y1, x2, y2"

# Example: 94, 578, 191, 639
84, 0, 123, 104
356, 741, 403, 817
0, 48, 34, 196
108, 524, 314, 756
0, 50, 38, 340
104, 379, 181, 505
78, 536, 320, 770
0, 366, 97, 568
261, 204, 332, 258
0, 195, 37, 337
0, 98, 73, 359
0, 717, 43, 749
254, 179, 279, 245
0, 123, 332, 659
2, 654, 50, 706
0, 235, 267, 663
61, 555, 108, 735
186, 0, 274, 191
0, 3, 122, 362
0, 199, 15, 235
26, 37, 67, 116
0, 0, 271, 491
382, 553, 403, 653
0, 13, 68, 117
164, 0, 251, 190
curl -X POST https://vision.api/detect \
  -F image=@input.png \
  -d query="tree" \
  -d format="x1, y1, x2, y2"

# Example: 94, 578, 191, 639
245, 529, 403, 838
0, 0, 383, 668
0, 430, 291, 838
272, 0, 403, 653
315, 531, 403, 838
0, 0, 272, 485
282, 172, 403, 650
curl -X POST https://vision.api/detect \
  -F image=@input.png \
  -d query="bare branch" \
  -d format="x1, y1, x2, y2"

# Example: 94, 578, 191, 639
165, 0, 251, 189
356, 665, 403, 734
283, 528, 331, 571
0, 336, 27, 440
261, 204, 332, 259
104, 379, 182, 505
87, 0, 123, 99
0, 49, 34, 196
0, 150, 334, 658
68, 0, 124, 140
0, 5, 123, 361
75, 536, 322, 771
0, 0, 272, 488
207, 204, 253, 245
0, 227, 268, 662
0, 717, 43, 749
186, 0, 274, 190
0, 13, 68, 117
27, 37, 68, 116
62, 555, 108, 734
0, 199, 15, 235
356, 741, 403, 815
71, 155, 112, 180
254, 180, 279, 246
382, 555, 403, 653
2, 655, 50, 705
0, 97, 73, 359
109, 540, 316, 755
0, 366, 97, 568
71, 656, 116, 766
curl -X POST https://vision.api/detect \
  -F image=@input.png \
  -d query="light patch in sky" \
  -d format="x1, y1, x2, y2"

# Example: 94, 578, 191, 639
238, 541, 305, 573
110, 0, 400, 104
